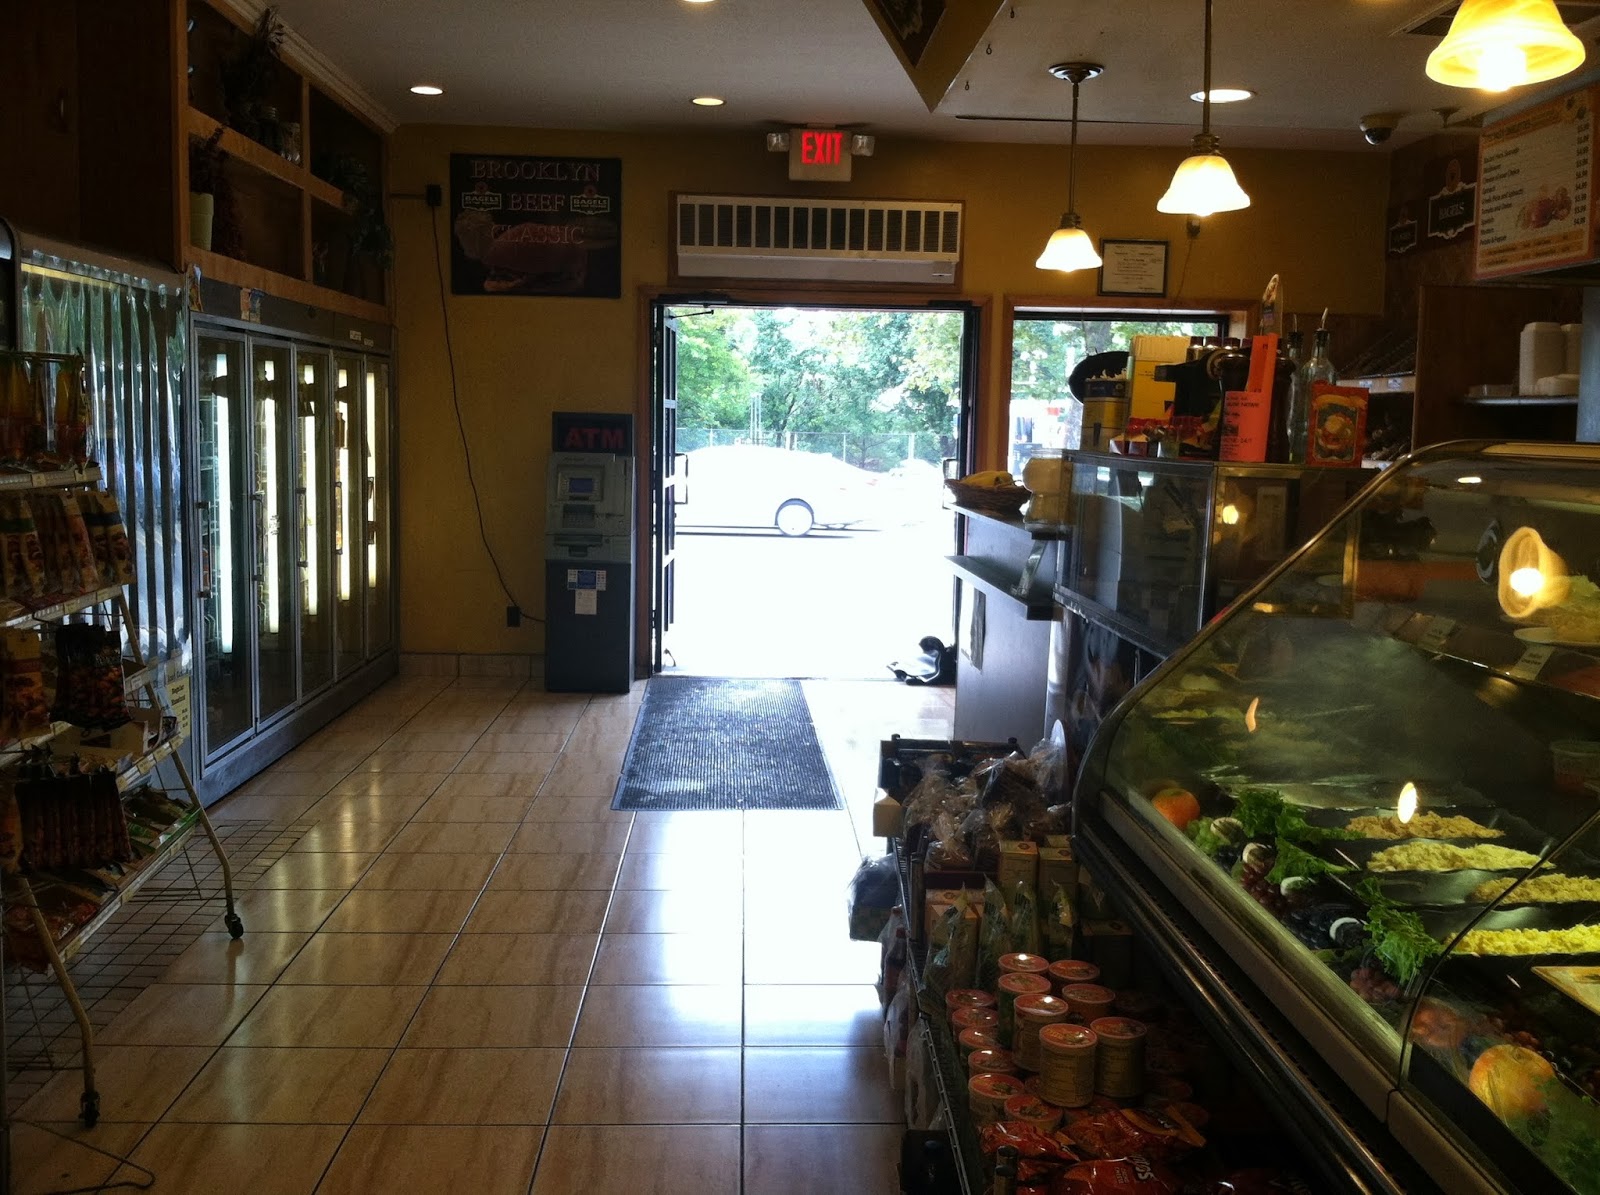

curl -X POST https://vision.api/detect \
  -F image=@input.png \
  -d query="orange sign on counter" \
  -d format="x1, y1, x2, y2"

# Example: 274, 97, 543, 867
1476, 84, 1599, 279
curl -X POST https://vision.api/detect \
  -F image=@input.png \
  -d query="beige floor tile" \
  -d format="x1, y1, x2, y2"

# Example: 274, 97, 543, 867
166, 1046, 387, 1123
305, 788, 437, 823
11, 1121, 147, 1195
432, 771, 544, 798
625, 814, 742, 854
359, 1048, 565, 1124
743, 1047, 903, 1123
590, 934, 743, 986
205, 887, 343, 934
436, 933, 598, 986
17, 1045, 211, 1123
574, 985, 741, 1047
359, 749, 466, 773
487, 852, 621, 892
384, 820, 517, 854
745, 931, 878, 985
538, 762, 621, 798
473, 730, 567, 753
357, 852, 500, 891
489, 709, 583, 736
743, 1124, 903, 1194
208, 788, 327, 823
453, 749, 559, 777
743, 984, 883, 1046
320, 1125, 543, 1195
227, 984, 427, 1047
602, 889, 742, 936
277, 931, 454, 985
287, 820, 401, 853
413, 793, 535, 822
265, 746, 372, 774
112, 1123, 344, 1194
233, 769, 343, 798
558, 738, 628, 769
302, 726, 389, 753
532, 1125, 739, 1195
322, 888, 480, 933
386, 729, 484, 752
328, 770, 450, 799
615, 851, 741, 892
158, 931, 310, 986
552, 1047, 741, 1124
462, 889, 611, 934
98, 983, 266, 1046
255, 851, 376, 890
508, 820, 631, 854
521, 796, 631, 823
400, 985, 583, 1048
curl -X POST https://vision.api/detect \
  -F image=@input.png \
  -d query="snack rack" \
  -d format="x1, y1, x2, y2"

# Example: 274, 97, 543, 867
0, 349, 242, 1132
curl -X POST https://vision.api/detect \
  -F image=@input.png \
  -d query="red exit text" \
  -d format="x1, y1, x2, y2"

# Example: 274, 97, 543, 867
800, 130, 845, 166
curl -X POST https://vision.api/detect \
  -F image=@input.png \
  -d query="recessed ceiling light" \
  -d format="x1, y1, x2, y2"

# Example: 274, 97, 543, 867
692, 95, 725, 106
410, 84, 444, 96
1190, 87, 1255, 104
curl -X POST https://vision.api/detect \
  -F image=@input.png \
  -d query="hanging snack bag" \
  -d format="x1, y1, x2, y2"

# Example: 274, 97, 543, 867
51, 623, 129, 729
29, 494, 74, 597
0, 497, 46, 603
0, 359, 31, 463
0, 629, 50, 741
88, 491, 134, 585
58, 494, 101, 592
54, 360, 92, 467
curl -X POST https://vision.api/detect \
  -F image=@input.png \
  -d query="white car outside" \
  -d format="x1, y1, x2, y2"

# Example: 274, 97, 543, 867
677, 444, 877, 536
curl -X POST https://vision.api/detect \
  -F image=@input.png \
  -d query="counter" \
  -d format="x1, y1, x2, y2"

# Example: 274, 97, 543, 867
947, 504, 1064, 745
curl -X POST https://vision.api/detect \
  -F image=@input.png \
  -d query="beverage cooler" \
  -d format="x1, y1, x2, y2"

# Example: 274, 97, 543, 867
191, 293, 395, 801
1074, 440, 1600, 1194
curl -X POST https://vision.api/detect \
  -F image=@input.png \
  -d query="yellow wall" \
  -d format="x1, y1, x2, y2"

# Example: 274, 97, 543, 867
390, 123, 1389, 655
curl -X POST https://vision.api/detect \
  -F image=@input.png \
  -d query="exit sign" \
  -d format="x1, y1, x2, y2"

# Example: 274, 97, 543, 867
788, 128, 851, 181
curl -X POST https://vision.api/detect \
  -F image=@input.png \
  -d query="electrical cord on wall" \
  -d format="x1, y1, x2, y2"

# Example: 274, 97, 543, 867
428, 204, 542, 624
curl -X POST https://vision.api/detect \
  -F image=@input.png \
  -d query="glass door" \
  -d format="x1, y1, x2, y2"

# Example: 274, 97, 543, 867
363, 359, 392, 656
252, 342, 297, 723
332, 356, 363, 676
197, 333, 252, 755
298, 349, 335, 696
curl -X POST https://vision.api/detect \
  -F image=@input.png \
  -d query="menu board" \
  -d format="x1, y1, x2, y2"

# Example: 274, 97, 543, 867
1476, 86, 1598, 279
449, 154, 622, 298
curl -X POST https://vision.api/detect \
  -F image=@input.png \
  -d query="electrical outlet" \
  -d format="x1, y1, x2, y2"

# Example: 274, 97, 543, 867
506, 605, 521, 628
425, 183, 443, 208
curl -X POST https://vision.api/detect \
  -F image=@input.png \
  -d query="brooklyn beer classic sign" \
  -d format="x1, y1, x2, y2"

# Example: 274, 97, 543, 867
450, 154, 622, 298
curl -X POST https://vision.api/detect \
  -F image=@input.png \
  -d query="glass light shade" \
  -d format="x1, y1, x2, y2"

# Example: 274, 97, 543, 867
1426, 0, 1584, 91
1035, 222, 1102, 271
1157, 151, 1251, 217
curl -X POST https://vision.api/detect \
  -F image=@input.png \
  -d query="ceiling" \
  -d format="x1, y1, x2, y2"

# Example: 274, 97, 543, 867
264, 0, 1600, 152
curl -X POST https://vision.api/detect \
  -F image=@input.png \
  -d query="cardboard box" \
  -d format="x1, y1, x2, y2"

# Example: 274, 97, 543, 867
1130, 334, 1192, 420
997, 840, 1039, 896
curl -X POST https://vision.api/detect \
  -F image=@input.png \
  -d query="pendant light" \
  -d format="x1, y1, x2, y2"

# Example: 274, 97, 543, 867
1036, 62, 1104, 272
1426, 0, 1585, 92
1158, 0, 1250, 218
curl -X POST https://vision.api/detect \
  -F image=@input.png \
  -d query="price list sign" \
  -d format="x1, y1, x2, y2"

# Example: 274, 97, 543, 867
1476, 86, 1598, 279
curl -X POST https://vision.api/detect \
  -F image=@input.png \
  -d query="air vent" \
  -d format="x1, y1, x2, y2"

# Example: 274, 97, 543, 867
673, 194, 963, 285
1401, 0, 1600, 37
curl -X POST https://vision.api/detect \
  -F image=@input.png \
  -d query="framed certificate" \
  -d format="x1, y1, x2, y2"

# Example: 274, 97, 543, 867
1098, 238, 1170, 297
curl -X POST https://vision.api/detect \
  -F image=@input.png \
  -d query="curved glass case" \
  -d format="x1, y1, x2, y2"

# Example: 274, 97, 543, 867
1076, 441, 1600, 1194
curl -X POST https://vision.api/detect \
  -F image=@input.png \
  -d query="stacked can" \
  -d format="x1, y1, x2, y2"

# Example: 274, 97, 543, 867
1003, 1092, 1063, 1133
997, 972, 1051, 1046
1089, 1017, 1148, 1100
1047, 959, 1100, 995
1037, 1023, 1098, 1108
998, 952, 1050, 980
966, 1048, 1018, 1077
951, 1006, 999, 1034
946, 989, 996, 1022
968, 1073, 1026, 1125
1012, 993, 1071, 1071
1061, 982, 1116, 1021
957, 1027, 1002, 1061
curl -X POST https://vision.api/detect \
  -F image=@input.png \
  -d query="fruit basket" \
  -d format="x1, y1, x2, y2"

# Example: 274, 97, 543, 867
944, 478, 1029, 516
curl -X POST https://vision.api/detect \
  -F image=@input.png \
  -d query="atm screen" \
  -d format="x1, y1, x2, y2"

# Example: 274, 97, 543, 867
560, 471, 602, 501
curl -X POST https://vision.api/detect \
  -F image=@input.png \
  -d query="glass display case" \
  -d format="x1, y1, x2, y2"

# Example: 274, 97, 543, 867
1076, 441, 1600, 1195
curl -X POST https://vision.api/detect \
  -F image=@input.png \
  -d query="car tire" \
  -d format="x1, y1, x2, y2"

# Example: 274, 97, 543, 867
775, 500, 814, 537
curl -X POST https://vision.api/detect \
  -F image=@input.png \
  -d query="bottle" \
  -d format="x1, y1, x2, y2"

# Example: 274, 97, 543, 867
1289, 328, 1336, 464
1186, 334, 1206, 362
1266, 331, 1302, 463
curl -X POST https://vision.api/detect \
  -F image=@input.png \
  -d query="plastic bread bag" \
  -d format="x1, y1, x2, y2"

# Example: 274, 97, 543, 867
921, 898, 962, 993
902, 768, 959, 831
1008, 880, 1041, 955
947, 887, 980, 989
847, 853, 899, 942
977, 878, 1010, 990
925, 810, 972, 869
959, 804, 1003, 874
1041, 883, 1076, 961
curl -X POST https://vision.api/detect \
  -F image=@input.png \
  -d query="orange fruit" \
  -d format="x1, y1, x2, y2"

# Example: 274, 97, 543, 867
1468, 1044, 1555, 1120
1151, 789, 1201, 830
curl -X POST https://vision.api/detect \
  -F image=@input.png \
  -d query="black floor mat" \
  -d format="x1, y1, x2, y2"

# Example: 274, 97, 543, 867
611, 677, 842, 812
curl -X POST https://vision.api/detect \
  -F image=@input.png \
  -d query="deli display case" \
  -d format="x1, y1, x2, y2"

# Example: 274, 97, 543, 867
1075, 440, 1600, 1194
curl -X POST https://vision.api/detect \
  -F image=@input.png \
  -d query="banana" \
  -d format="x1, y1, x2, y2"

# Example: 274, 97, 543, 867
961, 469, 1016, 487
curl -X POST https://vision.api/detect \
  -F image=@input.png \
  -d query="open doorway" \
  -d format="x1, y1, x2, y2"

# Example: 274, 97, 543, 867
648, 300, 978, 679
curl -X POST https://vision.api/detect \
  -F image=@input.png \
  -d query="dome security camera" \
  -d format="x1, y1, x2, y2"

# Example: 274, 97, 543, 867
1360, 113, 1400, 146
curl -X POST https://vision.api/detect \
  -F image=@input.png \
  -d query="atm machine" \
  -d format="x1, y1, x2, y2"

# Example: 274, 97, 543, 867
543, 451, 635, 692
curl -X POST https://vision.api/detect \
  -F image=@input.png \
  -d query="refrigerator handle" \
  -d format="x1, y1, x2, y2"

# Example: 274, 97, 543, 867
195, 500, 212, 599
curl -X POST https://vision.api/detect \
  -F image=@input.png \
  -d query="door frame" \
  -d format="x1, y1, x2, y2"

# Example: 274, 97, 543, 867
633, 284, 993, 680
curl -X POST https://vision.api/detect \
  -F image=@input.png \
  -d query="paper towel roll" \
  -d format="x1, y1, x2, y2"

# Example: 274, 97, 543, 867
1521, 322, 1565, 395
1564, 323, 1583, 376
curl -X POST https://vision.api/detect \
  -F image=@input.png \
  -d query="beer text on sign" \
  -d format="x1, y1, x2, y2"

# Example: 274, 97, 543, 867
802, 130, 844, 166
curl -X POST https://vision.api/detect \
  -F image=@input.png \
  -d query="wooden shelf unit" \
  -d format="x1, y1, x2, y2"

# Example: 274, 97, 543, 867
182, 0, 389, 316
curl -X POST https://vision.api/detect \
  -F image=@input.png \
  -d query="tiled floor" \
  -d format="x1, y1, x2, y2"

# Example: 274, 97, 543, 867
10, 672, 953, 1194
